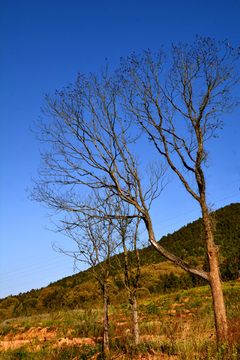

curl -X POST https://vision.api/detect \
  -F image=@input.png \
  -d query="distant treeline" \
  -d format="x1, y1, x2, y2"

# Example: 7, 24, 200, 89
0, 203, 239, 321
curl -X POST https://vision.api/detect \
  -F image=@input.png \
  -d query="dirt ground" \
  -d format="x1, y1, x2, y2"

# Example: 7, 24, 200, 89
0, 326, 96, 351
0, 325, 180, 360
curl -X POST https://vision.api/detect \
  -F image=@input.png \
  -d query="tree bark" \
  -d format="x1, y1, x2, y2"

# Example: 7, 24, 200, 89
132, 293, 139, 345
201, 202, 228, 343
143, 214, 210, 281
103, 282, 109, 353
144, 207, 228, 343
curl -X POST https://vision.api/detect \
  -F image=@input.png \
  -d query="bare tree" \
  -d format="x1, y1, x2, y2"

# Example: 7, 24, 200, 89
30, 66, 202, 284
54, 209, 118, 354
54, 192, 142, 348
116, 37, 240, 342
28, 38, 237, 346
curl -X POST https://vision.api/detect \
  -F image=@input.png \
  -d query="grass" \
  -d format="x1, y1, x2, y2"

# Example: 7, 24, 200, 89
1, 281, 240, 359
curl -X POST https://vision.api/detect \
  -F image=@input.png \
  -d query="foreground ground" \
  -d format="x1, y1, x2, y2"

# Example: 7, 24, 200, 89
0, 281, 240, 359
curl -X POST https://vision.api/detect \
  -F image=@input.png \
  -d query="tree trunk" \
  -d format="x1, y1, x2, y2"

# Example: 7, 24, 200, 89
201, 202, 228, 343
103, 282, 109, 353
144, 207, 228, 343
132, 293, 139, 345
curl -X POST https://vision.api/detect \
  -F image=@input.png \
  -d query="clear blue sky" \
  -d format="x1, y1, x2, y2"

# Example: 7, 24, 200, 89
0, 0, 239, 299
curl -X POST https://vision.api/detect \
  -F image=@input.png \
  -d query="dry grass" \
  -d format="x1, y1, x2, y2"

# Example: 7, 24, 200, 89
0, 281, 240, 359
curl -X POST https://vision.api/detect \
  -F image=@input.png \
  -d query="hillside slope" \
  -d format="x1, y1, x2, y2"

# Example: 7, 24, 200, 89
0, 202, 239, 321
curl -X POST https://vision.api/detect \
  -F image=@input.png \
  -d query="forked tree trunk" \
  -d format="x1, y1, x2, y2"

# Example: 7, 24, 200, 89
103, 282, 109, 353
201, 202, 228, 343
132, 294, 139, 345
145, 206, 228, 344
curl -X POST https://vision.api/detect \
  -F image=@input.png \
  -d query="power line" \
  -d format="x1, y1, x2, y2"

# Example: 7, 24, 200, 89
0, 270, 77, 294
0, 258, 73, 282
0, 188, 239, 299
1, 193, 239, 281
1, 255, 67, 276
153, 193, 239, 232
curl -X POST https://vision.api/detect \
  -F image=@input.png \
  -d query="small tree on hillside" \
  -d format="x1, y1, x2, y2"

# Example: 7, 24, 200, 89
54, 191, 142, 351
54, 196, 119, 354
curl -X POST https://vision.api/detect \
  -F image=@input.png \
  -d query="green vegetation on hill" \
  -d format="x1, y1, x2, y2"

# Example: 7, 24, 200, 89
139, 202, 240, 269
0, 203, 239, 321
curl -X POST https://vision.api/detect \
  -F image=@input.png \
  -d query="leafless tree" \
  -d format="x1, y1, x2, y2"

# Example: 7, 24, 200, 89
28, 37, 238, 345
54, 201, 119, 354
116, 36, 240, 342
53, 192, 142, 349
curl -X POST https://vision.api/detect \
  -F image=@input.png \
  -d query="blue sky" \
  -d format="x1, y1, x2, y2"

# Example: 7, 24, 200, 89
0, 0, 239, 299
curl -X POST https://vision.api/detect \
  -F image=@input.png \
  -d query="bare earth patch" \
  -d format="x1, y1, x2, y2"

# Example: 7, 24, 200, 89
0, 326, 95, 351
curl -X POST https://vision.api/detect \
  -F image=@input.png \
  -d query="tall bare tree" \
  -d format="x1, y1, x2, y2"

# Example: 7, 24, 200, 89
29, 37, 239, 344
116, 37, 240, 342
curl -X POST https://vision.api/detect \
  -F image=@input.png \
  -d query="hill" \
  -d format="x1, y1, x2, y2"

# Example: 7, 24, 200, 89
0, 202, 239, 321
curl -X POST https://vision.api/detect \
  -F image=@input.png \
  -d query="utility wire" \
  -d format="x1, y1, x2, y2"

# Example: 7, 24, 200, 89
0, 188, 239, 298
